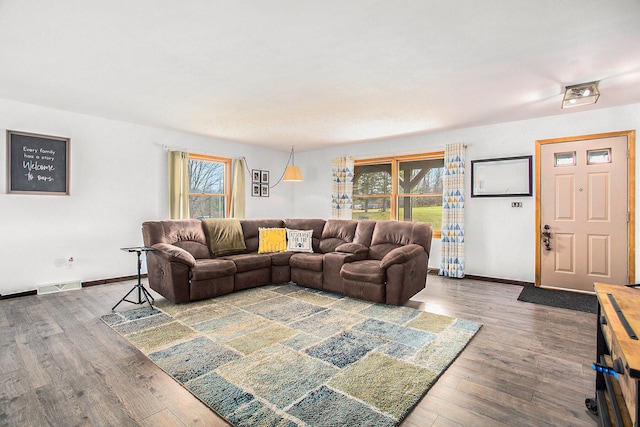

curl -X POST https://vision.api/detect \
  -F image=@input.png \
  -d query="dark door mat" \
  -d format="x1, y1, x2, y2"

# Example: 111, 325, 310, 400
517, 285, 597, 314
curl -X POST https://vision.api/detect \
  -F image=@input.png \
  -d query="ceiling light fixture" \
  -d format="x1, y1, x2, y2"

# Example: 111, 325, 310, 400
282, 146, 303, 182
562, 81, 600, 109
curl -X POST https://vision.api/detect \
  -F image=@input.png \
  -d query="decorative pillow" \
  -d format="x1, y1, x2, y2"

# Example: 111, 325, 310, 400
258, 227, 287, 254
286, 229, 314, 253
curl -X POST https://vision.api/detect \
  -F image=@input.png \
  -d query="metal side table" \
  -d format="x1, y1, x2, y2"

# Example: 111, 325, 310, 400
112, 246, 156, 310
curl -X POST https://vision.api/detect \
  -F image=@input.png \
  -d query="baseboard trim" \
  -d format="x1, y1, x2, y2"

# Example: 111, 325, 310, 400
82, 274, 147, 287
0, 290, 37, 300
464, 274, 534, 287
427, 269, 533, 287
0, 275, 148, 299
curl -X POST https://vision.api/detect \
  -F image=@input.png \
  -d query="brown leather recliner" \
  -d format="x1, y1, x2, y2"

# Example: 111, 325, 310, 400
340, 220, 432, 305
141, 219, 237, 303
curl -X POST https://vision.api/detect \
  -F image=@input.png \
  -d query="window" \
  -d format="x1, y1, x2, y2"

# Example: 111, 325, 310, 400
353, 152, 445, 235
555, 151, 576, 167
587, 148, 611, 165
188, 153, 231, 219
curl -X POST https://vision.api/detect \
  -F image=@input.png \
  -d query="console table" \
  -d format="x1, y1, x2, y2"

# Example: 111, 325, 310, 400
588, 282, 640, 426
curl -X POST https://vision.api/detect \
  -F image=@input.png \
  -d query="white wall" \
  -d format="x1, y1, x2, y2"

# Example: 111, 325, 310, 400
2, 97, 638, 294
293, 103, 640, 283
0, 98, 293, 295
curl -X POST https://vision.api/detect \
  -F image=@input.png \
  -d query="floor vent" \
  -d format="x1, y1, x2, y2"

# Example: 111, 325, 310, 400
37, 281, 82, 295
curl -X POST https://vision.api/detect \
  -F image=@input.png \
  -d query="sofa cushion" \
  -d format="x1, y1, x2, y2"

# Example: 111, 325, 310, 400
286, 229, 314, 253
319, 219, 358, 253
341, 260, 385, 284
353, 220, 377, 247
258, 227, 287, 253
191, 259, 237, 281
142, 219, 210, 259
368, 220, 414, 260
222, 253, 272, 273
289, 253, 324, 272
269, 251, 294, 266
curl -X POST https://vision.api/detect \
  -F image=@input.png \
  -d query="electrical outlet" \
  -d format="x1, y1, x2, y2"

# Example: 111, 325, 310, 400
511, 202, 523, 208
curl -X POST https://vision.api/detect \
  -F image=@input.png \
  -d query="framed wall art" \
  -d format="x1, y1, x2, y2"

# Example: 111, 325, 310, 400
251, 169, 270, 197
7, 130, 71, 195
252, 183, 260, 197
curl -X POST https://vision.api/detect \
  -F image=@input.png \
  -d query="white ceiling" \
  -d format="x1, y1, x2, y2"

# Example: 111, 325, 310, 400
1, 1, 639, 152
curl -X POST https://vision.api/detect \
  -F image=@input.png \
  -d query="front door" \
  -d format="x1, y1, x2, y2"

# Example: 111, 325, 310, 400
536, 131, 635, 293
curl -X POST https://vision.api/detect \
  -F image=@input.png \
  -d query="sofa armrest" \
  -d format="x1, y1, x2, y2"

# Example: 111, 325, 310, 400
335, 243, 368, 256
380, 244, 425, 269
151, 243, 197, 267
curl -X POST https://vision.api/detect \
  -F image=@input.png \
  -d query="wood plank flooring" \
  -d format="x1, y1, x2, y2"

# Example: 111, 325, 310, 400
0, 276, 599, 426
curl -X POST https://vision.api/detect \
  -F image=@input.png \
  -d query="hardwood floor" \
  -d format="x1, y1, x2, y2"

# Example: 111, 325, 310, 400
0, 276, 598, 426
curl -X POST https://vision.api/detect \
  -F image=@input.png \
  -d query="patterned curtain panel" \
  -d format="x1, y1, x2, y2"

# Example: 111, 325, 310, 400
331, 156, 355, 219
439, 143, 466, 278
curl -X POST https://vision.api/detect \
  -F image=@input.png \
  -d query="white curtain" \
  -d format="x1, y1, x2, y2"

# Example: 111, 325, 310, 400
439, 143, 466, 278
331, 156, 355, 219
230, 158, 246, 218
168, 151, 190, 219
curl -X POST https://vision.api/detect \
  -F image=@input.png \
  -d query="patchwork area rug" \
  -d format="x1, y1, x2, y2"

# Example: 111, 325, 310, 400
102, 283, 481, 427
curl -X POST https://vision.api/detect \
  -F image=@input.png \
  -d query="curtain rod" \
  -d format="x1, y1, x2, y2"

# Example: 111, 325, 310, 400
160, 143, 245, 160
353, 143, 469, 160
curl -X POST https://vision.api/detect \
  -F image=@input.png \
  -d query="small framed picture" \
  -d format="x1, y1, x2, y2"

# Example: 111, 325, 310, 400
252, 183, 260, 197
252, 169, 261, 183
261, 170, 269, 184
260, 183, 269, 197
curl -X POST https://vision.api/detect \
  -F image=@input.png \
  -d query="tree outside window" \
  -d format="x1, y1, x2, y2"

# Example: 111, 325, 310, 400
188, 154, 231, 219
353, 153, 444, 235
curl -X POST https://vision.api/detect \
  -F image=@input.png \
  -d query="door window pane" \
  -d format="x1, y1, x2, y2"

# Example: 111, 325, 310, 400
587, 148, 611, 165
555, 152, 576, 167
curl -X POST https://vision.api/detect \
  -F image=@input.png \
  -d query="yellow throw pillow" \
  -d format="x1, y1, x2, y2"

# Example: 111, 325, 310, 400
258, 227, 287, 253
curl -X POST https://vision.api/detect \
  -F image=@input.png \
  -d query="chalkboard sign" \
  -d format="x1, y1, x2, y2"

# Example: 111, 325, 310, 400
7, 130, 70, 195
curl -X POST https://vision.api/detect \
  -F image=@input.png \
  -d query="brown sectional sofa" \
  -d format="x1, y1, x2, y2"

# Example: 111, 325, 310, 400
141, 218, 433, 306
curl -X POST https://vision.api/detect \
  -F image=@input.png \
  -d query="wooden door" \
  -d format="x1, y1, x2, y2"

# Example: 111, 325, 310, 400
536, 131, 635, 293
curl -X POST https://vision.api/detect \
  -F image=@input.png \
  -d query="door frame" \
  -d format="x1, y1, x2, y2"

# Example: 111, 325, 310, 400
535, 130, 636, 287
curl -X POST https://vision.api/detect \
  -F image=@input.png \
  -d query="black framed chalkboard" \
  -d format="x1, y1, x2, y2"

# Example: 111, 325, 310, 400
7, 130, 71, 195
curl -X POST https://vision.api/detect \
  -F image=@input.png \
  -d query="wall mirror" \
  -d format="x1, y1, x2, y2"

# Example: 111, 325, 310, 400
471, 155, 532, 197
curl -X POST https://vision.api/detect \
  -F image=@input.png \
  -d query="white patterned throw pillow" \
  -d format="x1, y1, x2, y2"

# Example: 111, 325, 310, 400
286, 229, 313, 252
